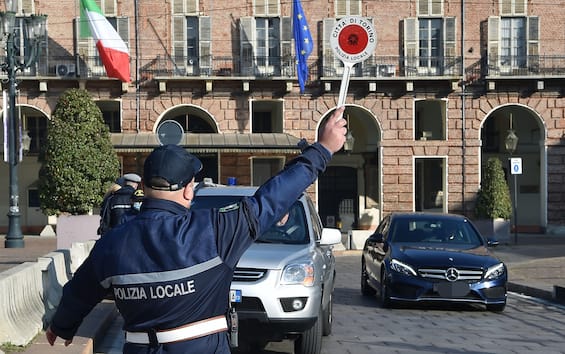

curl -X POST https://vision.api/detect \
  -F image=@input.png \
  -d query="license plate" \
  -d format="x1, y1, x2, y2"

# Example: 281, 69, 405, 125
434, 282, 470, 297
230, 289, 242, 303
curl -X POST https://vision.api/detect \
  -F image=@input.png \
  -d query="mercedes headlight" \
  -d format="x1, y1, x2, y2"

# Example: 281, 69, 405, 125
485, 263, 506, 280
390, 259, 417, 276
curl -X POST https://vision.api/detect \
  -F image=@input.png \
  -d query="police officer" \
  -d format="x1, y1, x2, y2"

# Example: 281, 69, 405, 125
99, 173, 141, 235
45, 107, 347, 353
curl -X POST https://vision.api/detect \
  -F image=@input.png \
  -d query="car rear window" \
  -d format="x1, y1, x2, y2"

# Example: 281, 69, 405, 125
191, 195, 309, 245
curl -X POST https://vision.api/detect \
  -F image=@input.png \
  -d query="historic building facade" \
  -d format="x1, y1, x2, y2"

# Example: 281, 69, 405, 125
1, 0, 564, 234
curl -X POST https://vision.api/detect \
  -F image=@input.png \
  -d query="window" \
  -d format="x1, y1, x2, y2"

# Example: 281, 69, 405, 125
25, 115, 47, 154
415, 157, 446, 212
256, 18, 280, 69
252, 158, 284, 186
335, 0, 361, 17
169, 114, 216, 133
239, 17, 291, 77
254, 0, 280, 17
96, 101, 121, 133
419, 19, 442, 69
251, 100, 283, 133
487, 0, 538, 74
173, 16, 211, 75
404, 16, 455, 75
415, 99, 446, 141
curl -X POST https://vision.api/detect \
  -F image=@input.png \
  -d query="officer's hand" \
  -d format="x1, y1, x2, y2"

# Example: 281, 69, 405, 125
46, 326, 72, 347
318, 107, 347, 154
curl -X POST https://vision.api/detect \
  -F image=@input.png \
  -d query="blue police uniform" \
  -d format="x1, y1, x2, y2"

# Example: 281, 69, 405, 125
49, 142, 331, 353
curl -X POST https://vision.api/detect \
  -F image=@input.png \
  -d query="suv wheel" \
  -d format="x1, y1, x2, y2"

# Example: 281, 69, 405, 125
321, 293, 333, 336
294, 309, 322, 354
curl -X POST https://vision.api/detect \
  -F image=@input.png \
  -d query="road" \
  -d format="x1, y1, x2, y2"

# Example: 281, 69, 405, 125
96, 252, 565, 354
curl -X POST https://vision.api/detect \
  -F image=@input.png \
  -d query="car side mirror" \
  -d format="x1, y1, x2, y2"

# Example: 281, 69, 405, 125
487, 238, 500, 247
319, 228, 342, 246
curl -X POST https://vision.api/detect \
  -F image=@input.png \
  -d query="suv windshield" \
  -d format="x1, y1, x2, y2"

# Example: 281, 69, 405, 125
191, 195, 309, 245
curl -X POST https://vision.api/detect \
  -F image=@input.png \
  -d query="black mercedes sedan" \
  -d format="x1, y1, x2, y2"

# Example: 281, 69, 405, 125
361, 212, 507, 311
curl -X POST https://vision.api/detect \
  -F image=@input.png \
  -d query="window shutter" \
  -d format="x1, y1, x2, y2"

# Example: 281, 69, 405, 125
75, 17, 91, 60
431, 0, 442, 16
21, 0, 34, 14
172, 0, 184, 14
117, 17, 130, 48
186, 0, 199, 14
173, 16, 186, 67
322, 18, 337, 76
349, 0, 361, 16
336, 0, 347, 17
403, 18, 418, 70
199, 16, 211, 72
487, 16, 500, 68
418, 0, 429, 16
104, 0, 116, 16
527, 16, 539, 58
500, 0, 512, 15
443, 17, 456, 59
240, 17, 255, 75
267, 0, 279, 16
281, 16, 293, 75
255, 0, 267, 16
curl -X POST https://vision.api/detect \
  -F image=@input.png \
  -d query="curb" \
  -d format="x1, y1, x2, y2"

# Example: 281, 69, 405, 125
508, 282, 565, 305
20, 300, 118, 354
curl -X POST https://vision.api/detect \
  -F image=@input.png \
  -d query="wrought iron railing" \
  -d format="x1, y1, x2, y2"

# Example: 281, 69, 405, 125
3, 53, 565, 83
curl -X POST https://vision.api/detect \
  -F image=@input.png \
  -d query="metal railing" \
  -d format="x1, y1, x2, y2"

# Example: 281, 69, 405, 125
3, 53, 565, 83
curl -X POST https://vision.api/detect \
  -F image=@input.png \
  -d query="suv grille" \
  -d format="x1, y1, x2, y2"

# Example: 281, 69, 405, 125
233, 268, 267, 282
418, 267, 483, 281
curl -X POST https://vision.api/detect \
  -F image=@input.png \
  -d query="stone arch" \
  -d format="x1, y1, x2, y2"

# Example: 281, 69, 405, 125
154, 104, 219, 133
479, 103, 546, 232
316, 105, 383, 232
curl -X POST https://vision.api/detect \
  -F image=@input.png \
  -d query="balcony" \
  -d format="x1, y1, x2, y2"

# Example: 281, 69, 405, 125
3, 53, 565, 88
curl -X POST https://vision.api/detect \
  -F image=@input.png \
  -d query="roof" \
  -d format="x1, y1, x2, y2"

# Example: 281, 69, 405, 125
111, 133, 303, 154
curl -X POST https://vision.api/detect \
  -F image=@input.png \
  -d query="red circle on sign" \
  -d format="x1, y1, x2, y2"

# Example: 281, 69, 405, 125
338, 24, 369, 55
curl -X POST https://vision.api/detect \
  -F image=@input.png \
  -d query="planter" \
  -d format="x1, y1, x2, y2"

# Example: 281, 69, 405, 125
473, 218, 511, 244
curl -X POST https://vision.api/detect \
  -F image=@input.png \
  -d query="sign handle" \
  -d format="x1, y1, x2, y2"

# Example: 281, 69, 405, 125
337, 63, 353, 110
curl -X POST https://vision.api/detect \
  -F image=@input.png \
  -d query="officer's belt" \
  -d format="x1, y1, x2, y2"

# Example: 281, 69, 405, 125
125, 315, 228, 344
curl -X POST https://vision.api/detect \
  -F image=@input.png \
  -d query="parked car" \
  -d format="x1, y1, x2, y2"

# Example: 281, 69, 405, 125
361, 212, 507, 312
192, 180, 342, 353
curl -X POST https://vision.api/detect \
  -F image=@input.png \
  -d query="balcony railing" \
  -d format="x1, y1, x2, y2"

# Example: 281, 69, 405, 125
3, 53, 565, 84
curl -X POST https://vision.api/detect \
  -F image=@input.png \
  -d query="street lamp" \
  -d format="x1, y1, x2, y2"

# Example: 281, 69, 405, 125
1, 1, 46, 248
504, 114, 519, 245
343, 115, 355, 153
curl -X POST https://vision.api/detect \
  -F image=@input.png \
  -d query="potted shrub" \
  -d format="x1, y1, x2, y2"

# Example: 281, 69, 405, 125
38, 88, 120, 247
474, 157, 513, 242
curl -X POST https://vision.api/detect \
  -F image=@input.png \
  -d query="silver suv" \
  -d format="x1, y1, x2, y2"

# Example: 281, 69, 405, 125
192, 181, 342, 354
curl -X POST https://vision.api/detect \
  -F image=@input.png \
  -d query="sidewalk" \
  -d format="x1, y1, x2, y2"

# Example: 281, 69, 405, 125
1, 233, 565, 353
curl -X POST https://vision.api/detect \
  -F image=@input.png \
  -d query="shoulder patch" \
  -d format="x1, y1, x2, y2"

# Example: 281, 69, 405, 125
219, 203, 240, 213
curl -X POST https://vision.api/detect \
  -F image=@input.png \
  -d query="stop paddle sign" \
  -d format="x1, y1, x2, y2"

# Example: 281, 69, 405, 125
330, 17, 377, 108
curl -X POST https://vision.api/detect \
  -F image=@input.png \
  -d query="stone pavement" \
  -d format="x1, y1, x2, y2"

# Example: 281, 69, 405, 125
1, 233, 564, 353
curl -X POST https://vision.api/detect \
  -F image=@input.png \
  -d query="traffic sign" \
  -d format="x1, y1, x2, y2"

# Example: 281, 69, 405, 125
329, 16, 377, 108
510, 157, 522, 175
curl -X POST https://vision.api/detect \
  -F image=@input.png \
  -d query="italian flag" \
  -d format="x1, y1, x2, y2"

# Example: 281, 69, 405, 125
80, 0, 130, 82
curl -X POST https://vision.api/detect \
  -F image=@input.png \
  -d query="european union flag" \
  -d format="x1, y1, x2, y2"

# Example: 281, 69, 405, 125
293, 0, 313, 93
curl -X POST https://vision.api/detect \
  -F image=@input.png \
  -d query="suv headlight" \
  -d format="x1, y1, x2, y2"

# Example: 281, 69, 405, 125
484, 263, 506, 280
281, 262, 315, 286
390, 259, 417, 276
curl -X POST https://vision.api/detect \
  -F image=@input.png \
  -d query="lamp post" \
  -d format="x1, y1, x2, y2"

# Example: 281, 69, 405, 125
1, 1, 46, 248
504, 114, 519, 245
343, 115, 355, 153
